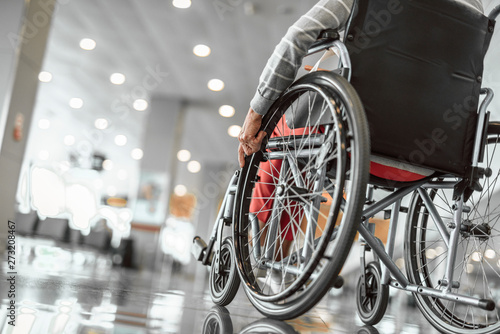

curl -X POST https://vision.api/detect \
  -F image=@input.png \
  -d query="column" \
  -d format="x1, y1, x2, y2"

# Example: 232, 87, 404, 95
0, 0, 56, 253
132, 95, 184, 270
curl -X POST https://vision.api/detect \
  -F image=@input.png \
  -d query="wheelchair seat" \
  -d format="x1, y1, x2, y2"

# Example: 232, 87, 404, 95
369, 154, 435, 184
344, 0, 495, 180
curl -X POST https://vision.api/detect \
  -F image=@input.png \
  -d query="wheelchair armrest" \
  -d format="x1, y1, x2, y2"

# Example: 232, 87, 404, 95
306, 29, 340, 56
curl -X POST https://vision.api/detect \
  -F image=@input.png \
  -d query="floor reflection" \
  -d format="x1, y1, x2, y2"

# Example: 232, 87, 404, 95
0, 237, 440, 333
356, 326, 380, 334
202, 306, 300, 334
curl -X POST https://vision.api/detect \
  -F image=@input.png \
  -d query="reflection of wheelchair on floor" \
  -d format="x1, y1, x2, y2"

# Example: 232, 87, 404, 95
194, 0, 500, 332
202, 306, 299, 334
202, 306, 233, 334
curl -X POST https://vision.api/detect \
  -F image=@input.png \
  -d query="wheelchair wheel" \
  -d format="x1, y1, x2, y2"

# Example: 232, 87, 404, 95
233, 71, 370, 319
356, 326, 381, 334
356, 262, 389, 326
239, 318, 299, 334
209, 238, 240, 306
202, 306, 233, 334
406, 124, 500, 333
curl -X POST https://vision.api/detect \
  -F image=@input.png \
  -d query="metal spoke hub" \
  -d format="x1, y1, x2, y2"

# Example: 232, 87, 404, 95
276, 184, 286, 196
460, 219, 491, 239
276, 183, 316, 204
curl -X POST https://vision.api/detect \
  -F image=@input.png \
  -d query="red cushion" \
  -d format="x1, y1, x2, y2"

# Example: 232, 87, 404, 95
369, 161, 427, 182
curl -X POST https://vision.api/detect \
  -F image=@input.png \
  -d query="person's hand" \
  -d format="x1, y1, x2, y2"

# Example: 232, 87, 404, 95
238, 108, 267, 168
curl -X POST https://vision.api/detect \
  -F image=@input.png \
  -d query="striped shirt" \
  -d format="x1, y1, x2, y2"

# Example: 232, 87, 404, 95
250, 0, 484, 116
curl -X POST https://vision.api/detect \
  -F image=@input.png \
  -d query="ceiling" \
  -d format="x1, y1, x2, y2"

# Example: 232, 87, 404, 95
25, 0, 500, 200
27, 0, 320, 196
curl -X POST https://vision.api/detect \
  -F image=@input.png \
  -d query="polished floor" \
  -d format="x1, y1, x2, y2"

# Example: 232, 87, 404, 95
0, 237, 442, 334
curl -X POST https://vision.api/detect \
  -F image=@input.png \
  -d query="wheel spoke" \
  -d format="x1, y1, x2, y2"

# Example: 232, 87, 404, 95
233, 73, 369, 318
406, 132, 500, 331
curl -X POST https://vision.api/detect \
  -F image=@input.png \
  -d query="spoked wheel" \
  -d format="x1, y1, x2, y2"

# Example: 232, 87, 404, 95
356, 326, 381, 334
356, 262, 389, 326
202, 306, 233, 334
405, 124, 500, 333
209, 238, 240, 306
233, 71, 370, 319
239, 318, 299, 334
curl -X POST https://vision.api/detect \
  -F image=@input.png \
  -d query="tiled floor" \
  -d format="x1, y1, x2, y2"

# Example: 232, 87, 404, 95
0, 237, 441, 334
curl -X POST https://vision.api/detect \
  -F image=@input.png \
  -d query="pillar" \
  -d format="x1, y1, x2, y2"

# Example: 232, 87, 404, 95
0, 0, 56, 254
132, 95, 184, 270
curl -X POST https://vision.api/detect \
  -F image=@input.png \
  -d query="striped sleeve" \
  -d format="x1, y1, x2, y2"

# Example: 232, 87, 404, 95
250, 0, 354, 116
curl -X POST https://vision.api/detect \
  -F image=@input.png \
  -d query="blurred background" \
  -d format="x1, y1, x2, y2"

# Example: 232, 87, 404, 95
0, 0, 499, 333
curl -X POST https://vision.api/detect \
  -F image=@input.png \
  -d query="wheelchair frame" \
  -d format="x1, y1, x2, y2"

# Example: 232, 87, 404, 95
192, 3, 500, 330
353, 82, 495, 312
194, 35, 495, 303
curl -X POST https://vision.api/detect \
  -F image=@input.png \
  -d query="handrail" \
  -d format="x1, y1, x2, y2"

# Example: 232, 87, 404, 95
489, 5, 500, 21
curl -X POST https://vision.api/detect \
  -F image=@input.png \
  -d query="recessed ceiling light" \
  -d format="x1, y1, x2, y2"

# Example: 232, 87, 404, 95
208, 79, 224, 92
219, 105, 235, 118
187, 160, 201, 173
103, 159, 114, 171
69, 98, 83, 109
114, 135, 127, 146
131, 148, 144, 160
177, 149, 191, 162
64, 135, 75, 146
133, 99, 148, 111
228, 125, 242, 138
38, 119, 50, 129
38, 71, 52, 83
193, 44, 211, 57
174, 184, 187, 196
38, 150, 49, 160
172, 0, 191, 9
80, 38, 96, 51
110, 73, 126, 85
94, 118, 109, 130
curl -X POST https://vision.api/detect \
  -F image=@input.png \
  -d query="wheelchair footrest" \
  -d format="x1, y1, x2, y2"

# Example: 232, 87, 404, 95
192, 236, 208, 263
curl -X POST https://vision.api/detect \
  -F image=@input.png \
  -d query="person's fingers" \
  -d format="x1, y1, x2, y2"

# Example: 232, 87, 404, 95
242, 142, 257, 156
238, 131, 245, 144
240, 142, 248, 155
256, 130, 267, 143
238, 144, 245, 168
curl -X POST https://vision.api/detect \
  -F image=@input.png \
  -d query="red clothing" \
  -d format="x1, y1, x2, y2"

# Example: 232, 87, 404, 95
250, 117, 318, 240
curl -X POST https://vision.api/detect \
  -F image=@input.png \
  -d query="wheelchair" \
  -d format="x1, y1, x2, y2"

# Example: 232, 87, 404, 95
193, 0, 500, 332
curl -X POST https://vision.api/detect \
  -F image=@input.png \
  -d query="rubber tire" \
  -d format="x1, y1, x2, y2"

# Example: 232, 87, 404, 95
404, 124, 500, 334
239, 318, 299, 334
209, 238, 240, 306
234, 71, 370, 319
356, 326, 381, 334
356, 262, 389, 326
202, 305, 233, 334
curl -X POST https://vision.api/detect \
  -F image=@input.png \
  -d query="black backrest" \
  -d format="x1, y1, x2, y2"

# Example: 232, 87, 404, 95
344, 0, 495, 175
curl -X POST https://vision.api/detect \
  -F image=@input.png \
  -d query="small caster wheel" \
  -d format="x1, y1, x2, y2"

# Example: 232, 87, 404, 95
202, 305, 233, 334
356, 262, 389, 325
209, 237, 240, 306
